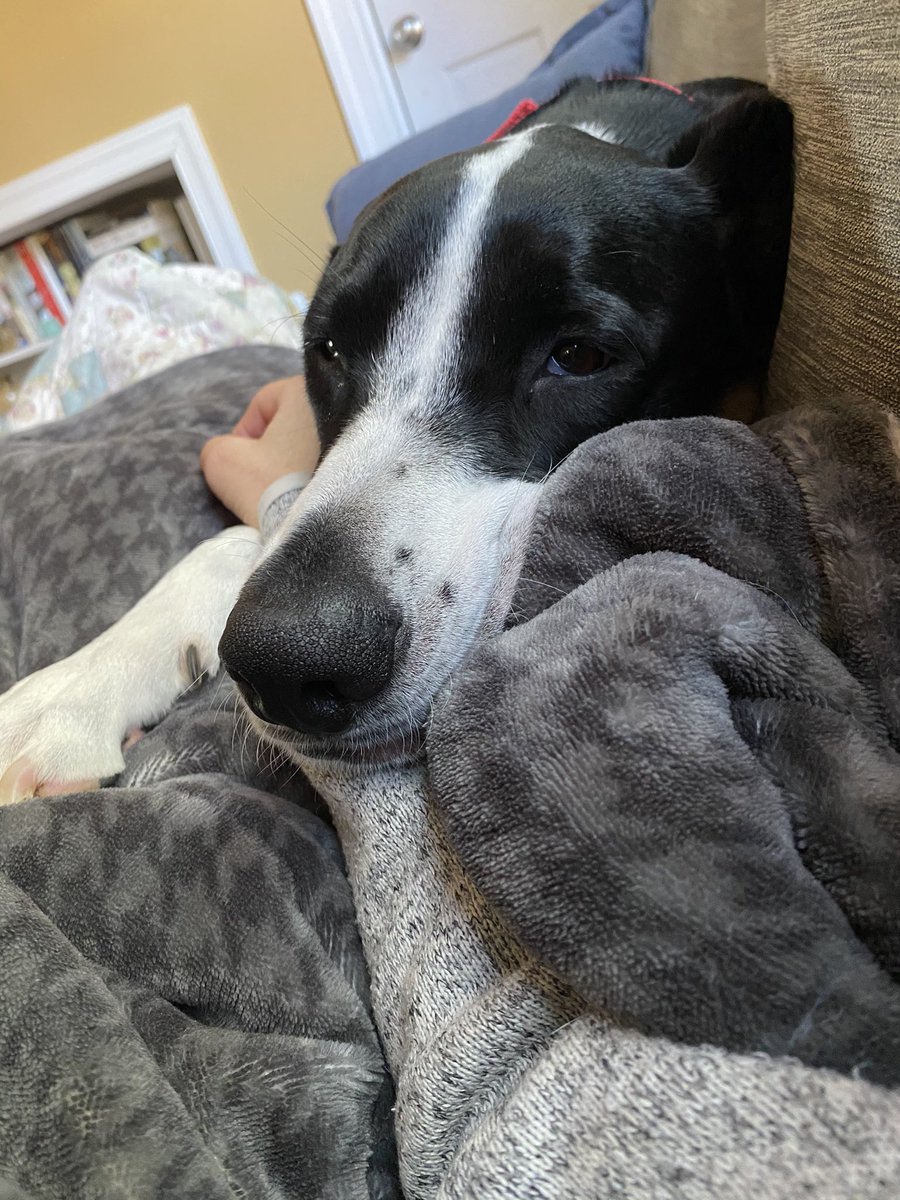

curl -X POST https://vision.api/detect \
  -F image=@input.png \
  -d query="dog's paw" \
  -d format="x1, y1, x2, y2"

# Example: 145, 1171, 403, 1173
0, 641, 216, 806
0, 652, 131, 805
0, 528, 261, 806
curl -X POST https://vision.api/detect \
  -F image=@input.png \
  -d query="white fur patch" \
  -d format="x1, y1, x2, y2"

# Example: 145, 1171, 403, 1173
574, 121, 621, 144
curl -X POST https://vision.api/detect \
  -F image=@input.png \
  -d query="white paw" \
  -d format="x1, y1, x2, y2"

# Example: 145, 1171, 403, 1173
0, 639, 215, 806
0, 653, 129, 804
0, 527, 260, 805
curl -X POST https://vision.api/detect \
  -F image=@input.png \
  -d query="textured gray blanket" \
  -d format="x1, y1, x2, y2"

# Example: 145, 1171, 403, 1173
2, 346, 900, 1197
0, 350, 397, 1200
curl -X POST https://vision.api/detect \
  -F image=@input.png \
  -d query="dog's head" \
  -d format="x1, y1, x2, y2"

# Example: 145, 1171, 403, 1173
220, 80, 793, 761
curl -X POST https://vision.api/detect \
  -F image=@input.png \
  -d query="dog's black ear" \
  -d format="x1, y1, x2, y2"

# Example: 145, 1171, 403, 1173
668, 91, 794, 388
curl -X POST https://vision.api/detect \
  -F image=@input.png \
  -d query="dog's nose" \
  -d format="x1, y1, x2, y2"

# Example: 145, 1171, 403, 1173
219, 596, 400, 735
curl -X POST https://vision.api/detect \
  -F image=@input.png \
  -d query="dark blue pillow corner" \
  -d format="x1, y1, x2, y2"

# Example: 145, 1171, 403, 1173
326, 0, 649, 242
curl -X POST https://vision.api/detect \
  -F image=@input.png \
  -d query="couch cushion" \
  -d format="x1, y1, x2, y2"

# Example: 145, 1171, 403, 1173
765, 0, 900, 415
647, 0, 766, 84
326, 0, 647, 242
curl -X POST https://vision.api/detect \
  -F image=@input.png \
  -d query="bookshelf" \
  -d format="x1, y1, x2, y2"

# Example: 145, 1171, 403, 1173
0, 106, 255, 399
0, 191, 203, 373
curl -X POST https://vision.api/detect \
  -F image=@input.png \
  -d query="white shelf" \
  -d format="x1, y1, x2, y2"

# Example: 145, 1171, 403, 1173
0, 339, 53, 371
0, 107, 254, 271
0, 108, 256, 385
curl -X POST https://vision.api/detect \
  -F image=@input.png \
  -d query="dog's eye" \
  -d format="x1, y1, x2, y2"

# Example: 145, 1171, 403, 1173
315, 338, 340, 362
547, 342, 610, 376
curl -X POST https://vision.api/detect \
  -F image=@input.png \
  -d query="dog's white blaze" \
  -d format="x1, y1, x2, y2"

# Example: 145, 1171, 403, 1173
376, 132, 532, 420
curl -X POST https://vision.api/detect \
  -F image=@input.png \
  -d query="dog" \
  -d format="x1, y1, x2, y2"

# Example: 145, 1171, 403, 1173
0, 76, 794, 798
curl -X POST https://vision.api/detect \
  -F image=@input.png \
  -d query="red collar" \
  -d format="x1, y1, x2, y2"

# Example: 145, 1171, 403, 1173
485, 75, 692, 143
631, 74, 691, 98
485, 98, 540, 142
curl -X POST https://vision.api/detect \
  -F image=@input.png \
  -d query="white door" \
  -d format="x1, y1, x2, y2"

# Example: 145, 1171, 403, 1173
370, 0, 596, 133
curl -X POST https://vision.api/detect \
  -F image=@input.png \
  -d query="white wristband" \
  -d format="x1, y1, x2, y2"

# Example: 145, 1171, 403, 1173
258, 470, 313, 540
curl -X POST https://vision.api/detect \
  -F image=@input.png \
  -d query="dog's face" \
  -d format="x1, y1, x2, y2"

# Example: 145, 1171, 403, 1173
220, 84, 793, 761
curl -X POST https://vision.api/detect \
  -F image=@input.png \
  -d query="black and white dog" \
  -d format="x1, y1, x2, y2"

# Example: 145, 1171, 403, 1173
0, 77, 793, 797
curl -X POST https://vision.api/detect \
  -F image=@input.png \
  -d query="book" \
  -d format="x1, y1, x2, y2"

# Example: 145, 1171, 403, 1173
173, 196, 210, 262
146, 199, 195, 263
60, 220, 93, 274
40, 230, 82, 304
0, 249, 61, 341
82, 198, 194, 263
0, 281, 30, 348
15, 241, 66, 326
0, 285, 26, 355
0, 251, 42, 342
86, 213, 161, 258
25, 234, 72, 319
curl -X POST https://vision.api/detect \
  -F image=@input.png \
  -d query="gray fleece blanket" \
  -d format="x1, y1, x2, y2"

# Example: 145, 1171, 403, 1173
2, 346, 900, 1198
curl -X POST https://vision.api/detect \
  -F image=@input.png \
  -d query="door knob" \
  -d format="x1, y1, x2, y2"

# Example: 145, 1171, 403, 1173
390, 14, 425, 53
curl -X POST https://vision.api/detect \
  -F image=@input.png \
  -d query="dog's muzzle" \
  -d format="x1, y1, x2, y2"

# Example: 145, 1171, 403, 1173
219, 580, 402, 736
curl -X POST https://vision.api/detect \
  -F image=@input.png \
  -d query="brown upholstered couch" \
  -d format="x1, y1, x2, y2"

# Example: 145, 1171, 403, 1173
649, 0, 899, 417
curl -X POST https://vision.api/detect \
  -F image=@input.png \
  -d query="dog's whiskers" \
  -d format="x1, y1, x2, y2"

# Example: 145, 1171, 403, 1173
260, 309, 306, 346
266, 231, 323, 290
210, 673, 234, 720
243, 188, 328, 275
614, 324, 645, 366
516, 576, 570, 596
235, 706, 254, 772
175, 674, 204, 703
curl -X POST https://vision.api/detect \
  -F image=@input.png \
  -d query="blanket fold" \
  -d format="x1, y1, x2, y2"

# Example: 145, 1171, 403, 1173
430, 552, 900, 1078
428, 405, 900, 1082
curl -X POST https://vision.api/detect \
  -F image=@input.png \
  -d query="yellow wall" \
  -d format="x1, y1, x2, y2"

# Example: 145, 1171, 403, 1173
0, 0, 358, 294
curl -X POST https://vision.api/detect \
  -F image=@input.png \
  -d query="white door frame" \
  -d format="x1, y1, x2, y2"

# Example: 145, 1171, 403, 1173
0, 106, 255, 272
304, 0, 415, 161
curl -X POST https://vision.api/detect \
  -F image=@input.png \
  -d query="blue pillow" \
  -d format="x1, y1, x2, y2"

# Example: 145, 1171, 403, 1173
326, 0, 649, 242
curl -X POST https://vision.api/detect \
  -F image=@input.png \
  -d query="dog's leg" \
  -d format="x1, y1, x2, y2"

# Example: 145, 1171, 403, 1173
0, 526, 261, 805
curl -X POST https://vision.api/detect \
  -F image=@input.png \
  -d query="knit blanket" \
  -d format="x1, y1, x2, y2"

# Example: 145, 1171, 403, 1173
1, 346, 899, 1198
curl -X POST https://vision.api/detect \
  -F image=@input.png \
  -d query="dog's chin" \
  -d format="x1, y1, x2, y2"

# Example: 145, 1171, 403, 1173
242, 701, 428, 770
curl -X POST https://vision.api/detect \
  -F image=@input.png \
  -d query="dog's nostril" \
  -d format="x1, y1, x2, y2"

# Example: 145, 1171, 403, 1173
232, 671, 355, 734
229, 671, 272, 724
293, 681, 355, 734
303, 681, 343, 705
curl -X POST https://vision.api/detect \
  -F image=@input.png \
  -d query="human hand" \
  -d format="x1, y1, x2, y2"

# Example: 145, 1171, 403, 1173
200, 375, 320, 527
